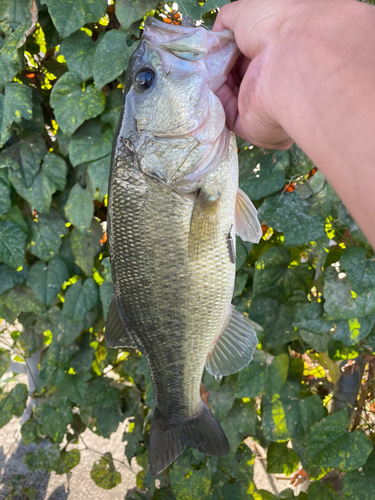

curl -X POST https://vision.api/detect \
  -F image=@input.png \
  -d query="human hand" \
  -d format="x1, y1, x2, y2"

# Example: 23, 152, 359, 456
213, 0, 304, 149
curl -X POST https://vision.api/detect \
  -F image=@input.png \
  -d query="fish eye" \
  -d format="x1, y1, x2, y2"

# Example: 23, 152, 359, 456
133, 68, 155, 93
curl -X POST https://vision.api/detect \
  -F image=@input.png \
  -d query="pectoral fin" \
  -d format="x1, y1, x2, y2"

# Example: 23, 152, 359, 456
235, 188, 262, 243
188, 188, 220, 260
105, 298, 137, 349
205, 305, 258, 377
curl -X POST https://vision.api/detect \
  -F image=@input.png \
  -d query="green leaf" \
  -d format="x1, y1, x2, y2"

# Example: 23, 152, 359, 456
0, 50, 19, 93
93, 30, 133, 90
176, 0, 228, 21
49, 306, 83, 346
0, 263, 28, 294
26, 256, 69, 305
294, 302, 333, 334
0, 83, 33, 146
233, 270, 248, 298
70, 335, 95, 374
100, 281, 113, 320
342, 449, 375, 500
263, 379, 326, 441
0, 22, 28, 58
235, 351, 289, 398
83, 377, 120, 407
0, 383, 28, 428
60, 29, 96, 82
21, 418, 43, 445
90, 453, 121, 490
0, 0, 32, 30
24, 444, 60, 472
69, 118, 113, 166
9, 153, 67, 214
221, 399, 257, 455
258, 191, 325, 247
116, 0, 159, 30
306, 409, 373, 471
4, 203, 29, 232
340, 246, 375, 294
50, 72, 105, 136
55, 449, 81, 475
87, 154, 111, 202
95, 400, 124, 439
40, 393, 73, 443
123, 421, 143, 461
306, 482, 340, 500
170, 463, 211, 500
0, 218, 27, 268
236, 236, 252, 271
54, 370, 88, 405
1, 285, 45, 314
28, 208, 68, 261
333, 315, 375, 346
267, 442, 299, 476
41, 152, 68, 192
153, 489, 176, 500
293, 302, 334, 351
40, 0, 107, 39
248, 295, 296, 349
1, 128, 47, 187
70, 220, 102, 276
64, 183, 94, 233
0, 175, 11, 217
323, 267, 375, 320
63, 278, 99, 323
0, 348, 11, 376
101, 88, 123, 130
239, 149, 289, 201
253, 247, 314, 301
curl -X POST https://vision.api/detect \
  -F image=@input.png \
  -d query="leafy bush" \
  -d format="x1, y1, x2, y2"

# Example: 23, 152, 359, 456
0, 0, 374, 498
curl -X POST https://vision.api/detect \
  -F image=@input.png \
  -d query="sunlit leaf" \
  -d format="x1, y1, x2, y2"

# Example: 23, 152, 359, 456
50, 71, 105, 136
40, 0, 107, 38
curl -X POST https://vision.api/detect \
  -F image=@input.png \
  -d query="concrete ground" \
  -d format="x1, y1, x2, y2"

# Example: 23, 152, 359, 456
0, 414, 307, 500
0, 321, 308, 499
0, 417, 139, 500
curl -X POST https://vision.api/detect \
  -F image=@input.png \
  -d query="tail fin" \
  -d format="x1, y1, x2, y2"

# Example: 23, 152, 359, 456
149, 401, 229, 475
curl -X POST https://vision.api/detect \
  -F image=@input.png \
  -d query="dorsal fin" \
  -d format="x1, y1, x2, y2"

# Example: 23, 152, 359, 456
235, 188, 262, 243
104, 298, 137, 349
205, 305, 257, 377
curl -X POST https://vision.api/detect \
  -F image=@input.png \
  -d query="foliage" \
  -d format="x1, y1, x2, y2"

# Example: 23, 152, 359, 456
0, 0, 374, 498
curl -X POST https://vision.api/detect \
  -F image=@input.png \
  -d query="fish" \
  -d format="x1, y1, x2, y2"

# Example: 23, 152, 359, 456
105, 17, 262, 476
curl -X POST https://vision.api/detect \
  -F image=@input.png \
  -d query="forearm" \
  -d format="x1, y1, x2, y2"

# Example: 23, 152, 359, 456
269, 1, 375, 244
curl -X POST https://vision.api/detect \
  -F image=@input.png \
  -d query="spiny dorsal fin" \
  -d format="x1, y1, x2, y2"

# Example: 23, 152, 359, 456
235, 188, 262, 243
188, 188, 220, 260
205, 305, 257, 377
104, 298, 137, 349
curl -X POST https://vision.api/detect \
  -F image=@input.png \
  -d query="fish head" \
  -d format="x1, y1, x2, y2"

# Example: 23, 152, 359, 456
117, 18, 239, 189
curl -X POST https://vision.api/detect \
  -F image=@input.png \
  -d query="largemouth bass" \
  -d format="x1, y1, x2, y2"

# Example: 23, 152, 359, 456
105, 17, 262, 475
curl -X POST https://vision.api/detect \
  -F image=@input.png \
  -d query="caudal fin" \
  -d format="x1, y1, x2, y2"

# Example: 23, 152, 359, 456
149, 402, 229, 475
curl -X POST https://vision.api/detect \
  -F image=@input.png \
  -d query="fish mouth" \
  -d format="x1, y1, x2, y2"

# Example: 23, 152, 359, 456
142, 16, 239, 93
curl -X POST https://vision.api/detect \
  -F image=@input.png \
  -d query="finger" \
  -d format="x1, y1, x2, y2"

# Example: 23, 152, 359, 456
236, 54, 251, 80
212, 2, 238, 32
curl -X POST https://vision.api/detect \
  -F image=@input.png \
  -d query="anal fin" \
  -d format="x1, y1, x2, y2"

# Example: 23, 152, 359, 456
235, 188, 262, 243
205, 305, 257, 377
104, 298, 136, 349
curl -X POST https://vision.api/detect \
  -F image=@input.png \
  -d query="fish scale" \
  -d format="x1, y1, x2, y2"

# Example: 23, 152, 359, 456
109, 136, 237, 419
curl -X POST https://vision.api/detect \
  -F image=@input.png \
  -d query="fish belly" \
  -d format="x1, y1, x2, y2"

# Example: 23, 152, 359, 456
108, 148, 237, 421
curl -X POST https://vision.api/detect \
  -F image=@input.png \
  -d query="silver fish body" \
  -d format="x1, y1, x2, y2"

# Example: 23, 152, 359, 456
106, 18, 262, 475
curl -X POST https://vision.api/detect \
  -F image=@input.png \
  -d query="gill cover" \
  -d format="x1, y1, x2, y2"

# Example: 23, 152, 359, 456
115, 17, 239, 192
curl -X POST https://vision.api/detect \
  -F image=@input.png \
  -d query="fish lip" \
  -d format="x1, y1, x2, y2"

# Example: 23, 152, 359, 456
142, 16, 238, 93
